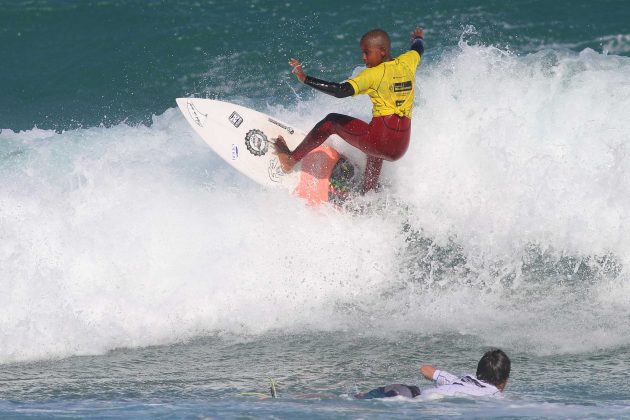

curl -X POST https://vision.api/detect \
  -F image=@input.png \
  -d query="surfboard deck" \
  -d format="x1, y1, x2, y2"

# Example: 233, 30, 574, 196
176, 98, 358, 205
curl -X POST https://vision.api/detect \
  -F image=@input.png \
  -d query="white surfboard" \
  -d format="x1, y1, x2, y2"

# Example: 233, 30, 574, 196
176, 98, 355, 204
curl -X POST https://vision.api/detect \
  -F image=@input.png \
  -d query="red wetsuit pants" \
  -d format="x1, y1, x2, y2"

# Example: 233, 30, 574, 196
290, 113, 411, 193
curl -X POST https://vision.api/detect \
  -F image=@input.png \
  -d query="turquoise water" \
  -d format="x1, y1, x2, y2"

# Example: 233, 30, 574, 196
2, 0, 629, 130
2, 0, 630, 418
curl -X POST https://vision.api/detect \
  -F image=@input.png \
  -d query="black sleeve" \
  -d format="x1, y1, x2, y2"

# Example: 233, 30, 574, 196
410, 37, 425, 57
304, 76, 355, 98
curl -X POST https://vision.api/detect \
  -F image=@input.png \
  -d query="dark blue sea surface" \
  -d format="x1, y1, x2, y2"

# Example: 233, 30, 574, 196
2, 0, 630, 418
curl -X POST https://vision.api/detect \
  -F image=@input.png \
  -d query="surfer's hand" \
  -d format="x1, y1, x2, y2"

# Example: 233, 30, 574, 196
289, 58, 306, 83
411, 27, 424, 40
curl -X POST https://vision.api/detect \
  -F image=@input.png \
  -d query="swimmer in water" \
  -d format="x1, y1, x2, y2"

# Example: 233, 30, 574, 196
420, 349, 511, 397
355, 349, 511, 399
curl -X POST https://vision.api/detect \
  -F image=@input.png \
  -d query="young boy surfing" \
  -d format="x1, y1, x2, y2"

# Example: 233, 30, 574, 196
274, 27, 425, 194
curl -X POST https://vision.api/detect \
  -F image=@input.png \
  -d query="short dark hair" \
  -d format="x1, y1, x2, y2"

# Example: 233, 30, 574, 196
360, 29, 391, 50
476, 349, 510, 386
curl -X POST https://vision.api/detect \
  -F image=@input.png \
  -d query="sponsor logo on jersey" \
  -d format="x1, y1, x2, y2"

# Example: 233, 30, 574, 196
391, 81, 412, 92
231, 144, 239, 160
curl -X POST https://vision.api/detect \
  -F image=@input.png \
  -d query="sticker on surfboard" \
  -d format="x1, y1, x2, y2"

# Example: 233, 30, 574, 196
229, 111, 243, 128
186, 100, 207, 127
244, 129, 269, 156
268, 118, 294, 134
268, 158, 284, 182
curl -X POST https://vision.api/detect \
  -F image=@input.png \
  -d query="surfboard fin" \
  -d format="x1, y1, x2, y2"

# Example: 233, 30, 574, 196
269, 379, 278, 398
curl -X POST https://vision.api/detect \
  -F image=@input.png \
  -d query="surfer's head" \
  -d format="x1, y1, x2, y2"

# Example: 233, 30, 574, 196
360, 29, 391, 67
476, 349, 511, 391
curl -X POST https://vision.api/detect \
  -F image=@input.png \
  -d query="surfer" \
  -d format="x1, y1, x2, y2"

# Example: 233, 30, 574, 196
274, 27, 425, 194
355, 349, 510, 399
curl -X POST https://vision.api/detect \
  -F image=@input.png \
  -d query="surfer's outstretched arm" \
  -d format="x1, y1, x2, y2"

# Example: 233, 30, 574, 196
421, 364, 458, 385
410, 27, 425, 56
288, 58, 354, 98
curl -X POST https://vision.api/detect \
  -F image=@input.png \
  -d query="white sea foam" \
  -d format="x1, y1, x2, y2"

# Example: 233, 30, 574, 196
2, 43, 630, 363
601, 34, 630, 55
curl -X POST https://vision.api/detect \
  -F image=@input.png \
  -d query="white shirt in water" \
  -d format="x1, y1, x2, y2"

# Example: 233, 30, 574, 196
422, 369, 503, 397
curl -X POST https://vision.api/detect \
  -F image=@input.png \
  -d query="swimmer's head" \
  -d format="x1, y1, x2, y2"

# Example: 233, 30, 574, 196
476, 349, 511, 391
360, 29, 391, 67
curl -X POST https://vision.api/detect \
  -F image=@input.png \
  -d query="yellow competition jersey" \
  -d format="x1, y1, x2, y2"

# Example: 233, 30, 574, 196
347, 50, 421, 118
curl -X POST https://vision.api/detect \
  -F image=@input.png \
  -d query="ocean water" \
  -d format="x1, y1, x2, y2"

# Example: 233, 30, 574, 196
2, 0, 630, 418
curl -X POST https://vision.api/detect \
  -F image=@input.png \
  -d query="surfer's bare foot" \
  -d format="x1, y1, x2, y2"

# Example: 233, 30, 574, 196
273, 136, 297, 173
277, 152, 297, 173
